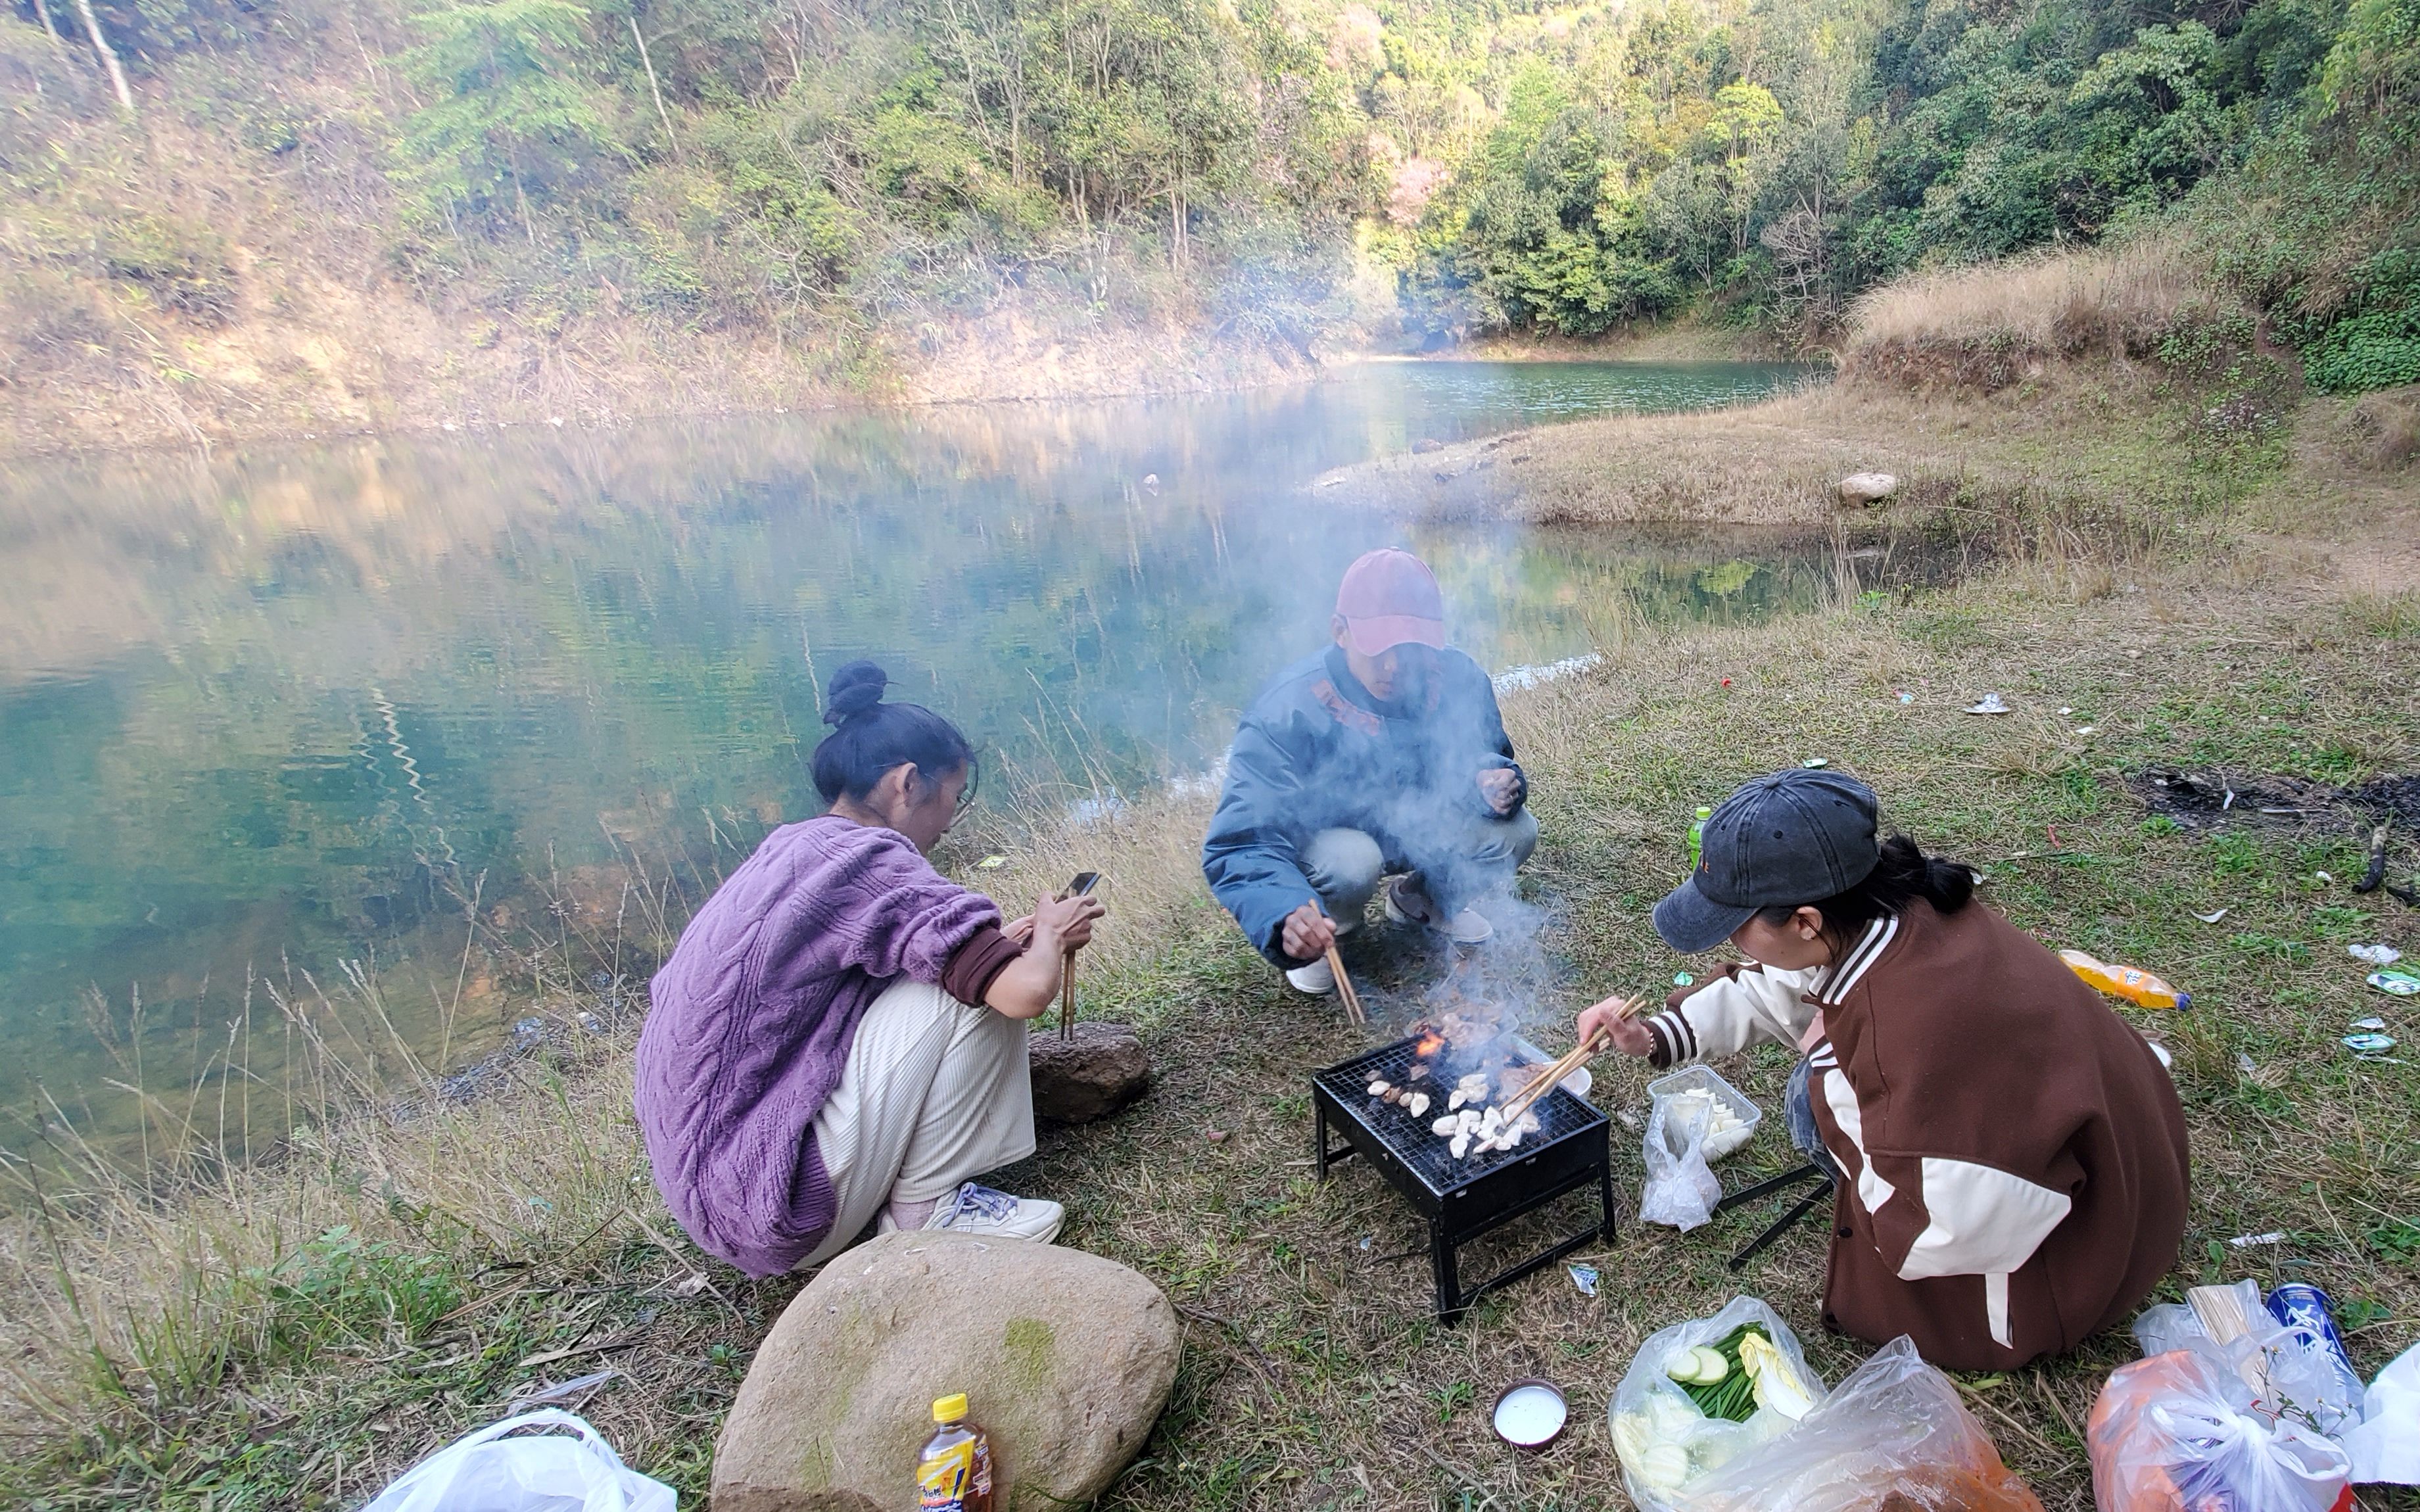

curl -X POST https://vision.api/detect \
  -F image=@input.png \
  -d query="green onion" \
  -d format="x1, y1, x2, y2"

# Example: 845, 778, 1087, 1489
1675, 1324, 1774, 1423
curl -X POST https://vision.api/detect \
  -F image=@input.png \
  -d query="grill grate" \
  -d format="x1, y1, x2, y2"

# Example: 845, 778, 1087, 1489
1312, 1033, 1616, 1320
1312, 1037, 1603, 1196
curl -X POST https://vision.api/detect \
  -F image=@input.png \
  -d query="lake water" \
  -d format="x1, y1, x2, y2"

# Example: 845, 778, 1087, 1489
0, 360, 1844, 1152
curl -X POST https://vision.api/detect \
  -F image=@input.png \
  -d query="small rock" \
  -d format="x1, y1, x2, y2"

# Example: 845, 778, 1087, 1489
1205, 1128, 1229, 1145
713, 1231, 1179, 1512
1028, 1022, 1151, 1125
1838, 471, 1899, 505
1412, 437, 1445, 454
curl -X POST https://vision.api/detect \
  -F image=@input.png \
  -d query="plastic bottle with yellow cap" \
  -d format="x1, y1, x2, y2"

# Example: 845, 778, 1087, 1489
916, 1394, 993, 1511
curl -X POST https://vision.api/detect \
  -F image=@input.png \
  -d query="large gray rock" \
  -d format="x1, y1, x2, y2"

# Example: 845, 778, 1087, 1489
713, 1231, 1179, 1512
1028, 1022, 1151, 1125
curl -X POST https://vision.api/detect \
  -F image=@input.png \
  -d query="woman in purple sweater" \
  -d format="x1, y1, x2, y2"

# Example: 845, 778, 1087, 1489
634, 661, 1103, 1276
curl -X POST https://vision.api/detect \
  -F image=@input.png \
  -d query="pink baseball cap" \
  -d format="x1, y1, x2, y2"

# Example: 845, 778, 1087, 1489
1335, 548, 1446, 656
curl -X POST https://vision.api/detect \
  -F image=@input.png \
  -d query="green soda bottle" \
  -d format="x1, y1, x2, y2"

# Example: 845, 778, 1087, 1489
1686, 807, 1712, 870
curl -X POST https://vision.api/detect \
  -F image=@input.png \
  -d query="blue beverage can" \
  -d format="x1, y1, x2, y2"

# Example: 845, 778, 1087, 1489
2266, 1283, 2359, 1382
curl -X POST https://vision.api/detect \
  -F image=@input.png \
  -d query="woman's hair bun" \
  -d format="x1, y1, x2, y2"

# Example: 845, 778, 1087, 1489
822, 659, 890, 725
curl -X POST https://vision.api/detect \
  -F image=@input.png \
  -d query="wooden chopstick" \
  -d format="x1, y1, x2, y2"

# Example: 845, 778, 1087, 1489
1499, 997, 1640, 1123
1059, 947, 1078, 1042
1325, 943, 1367, 1024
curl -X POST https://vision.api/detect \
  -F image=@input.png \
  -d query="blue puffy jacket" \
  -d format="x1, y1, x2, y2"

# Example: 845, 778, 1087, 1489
1201, 646, 1526, 966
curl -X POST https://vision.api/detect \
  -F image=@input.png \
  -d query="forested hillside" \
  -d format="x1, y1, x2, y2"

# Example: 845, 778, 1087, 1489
3, 0, 2416, 446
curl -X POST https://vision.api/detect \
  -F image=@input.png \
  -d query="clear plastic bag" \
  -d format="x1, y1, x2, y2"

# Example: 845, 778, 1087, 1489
2132, 1283, 2362, 1436
359, 1408, 678, 1512
1610, 1296, 1830, 1512
2089, 1342, 2352, 1512
1640, 1083, 1725, 1230
1683, 1336, 2045, 1512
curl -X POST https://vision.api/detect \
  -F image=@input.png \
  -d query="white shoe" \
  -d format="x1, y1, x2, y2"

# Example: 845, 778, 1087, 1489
1285, 956, 1337, 995
922, 1182, 1064, 1243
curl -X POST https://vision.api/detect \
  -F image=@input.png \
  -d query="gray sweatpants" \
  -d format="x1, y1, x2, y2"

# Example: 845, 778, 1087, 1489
1302, 805, 1539, 928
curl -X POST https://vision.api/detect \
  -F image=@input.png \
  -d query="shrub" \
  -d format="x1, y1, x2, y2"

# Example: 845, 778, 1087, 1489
2302, 250, 2420, 392
245, 1225, 463, 1365
98, 214, 239, 325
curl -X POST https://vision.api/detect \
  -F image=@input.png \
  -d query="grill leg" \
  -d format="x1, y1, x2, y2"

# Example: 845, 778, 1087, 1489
1715, 1162, 1827, 1214
1598, 1158, 1619, 1240
1727, 1185, 1831, 1273
1314, 1099, 1331, 1181
1430, 1217, 1463, 1321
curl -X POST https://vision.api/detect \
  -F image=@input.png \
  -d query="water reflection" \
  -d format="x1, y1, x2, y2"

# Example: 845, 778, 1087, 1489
0, 361, 1833, 1144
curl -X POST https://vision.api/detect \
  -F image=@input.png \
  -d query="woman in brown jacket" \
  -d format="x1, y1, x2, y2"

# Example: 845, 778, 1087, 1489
1578, 768, 2190, 1371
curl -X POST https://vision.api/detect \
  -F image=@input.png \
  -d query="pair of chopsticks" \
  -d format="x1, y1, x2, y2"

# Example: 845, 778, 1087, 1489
1326, 941, 1367, 1024
1497, 996, 1642, 1123
1058, 946, 1078, 1041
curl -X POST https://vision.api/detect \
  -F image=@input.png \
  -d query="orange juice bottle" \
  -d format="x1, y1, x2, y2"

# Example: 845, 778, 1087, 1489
916, 1394, 993, 1511
2060, 950, 2191, 1010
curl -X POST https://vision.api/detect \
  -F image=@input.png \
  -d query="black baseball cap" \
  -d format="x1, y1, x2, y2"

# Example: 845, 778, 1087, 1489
1653, 770, 1882, 953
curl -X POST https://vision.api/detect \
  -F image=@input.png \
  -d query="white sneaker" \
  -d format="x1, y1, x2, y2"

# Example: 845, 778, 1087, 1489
923, 1182, 1064, 1243
1285, 955, 1337, 995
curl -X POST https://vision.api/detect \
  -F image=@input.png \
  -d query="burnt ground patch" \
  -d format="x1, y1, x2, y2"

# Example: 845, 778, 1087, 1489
2346, 773, 2420, 827
2131, 767, 2420, 902
2128, 767, 2350, 828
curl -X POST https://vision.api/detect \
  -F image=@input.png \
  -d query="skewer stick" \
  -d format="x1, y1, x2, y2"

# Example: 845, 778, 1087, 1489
1324, 943, 1367, 1025
1059, 947, 1078, 1042
1499, 997, 1640, 1123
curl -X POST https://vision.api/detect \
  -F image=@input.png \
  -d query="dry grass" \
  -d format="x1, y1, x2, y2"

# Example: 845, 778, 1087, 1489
7, 366, 2419, 1509
1840, 238, 2219, 392
2347, 385, 2420, 470
0, 786, 1220, 1505
1309, 365, 2196, 535
0, 39, 1312, 463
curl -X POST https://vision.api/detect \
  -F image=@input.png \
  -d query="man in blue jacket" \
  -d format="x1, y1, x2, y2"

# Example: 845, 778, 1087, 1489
1201, 548, 1536, 995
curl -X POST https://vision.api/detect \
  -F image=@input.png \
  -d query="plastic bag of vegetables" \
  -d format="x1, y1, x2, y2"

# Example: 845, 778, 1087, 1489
1610, 1296, 1830, 1512
1685, 1337, 2046, 1512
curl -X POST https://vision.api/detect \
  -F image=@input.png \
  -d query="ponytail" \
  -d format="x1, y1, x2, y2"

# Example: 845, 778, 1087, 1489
1759, 834, 1974, 942
809, 660, 978, 807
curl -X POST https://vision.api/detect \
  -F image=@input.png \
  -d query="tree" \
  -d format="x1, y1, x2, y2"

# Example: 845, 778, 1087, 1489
73, 0, 135, 114
396, 0, 621, 245
1704, 79, 1783, 252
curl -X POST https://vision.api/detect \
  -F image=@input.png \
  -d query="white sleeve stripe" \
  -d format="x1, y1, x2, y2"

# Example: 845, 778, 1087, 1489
1896, 1156, 2073, 1281
1985, 1273, 2012, 1348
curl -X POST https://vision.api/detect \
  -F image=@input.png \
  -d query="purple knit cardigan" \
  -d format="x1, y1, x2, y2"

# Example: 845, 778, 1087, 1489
634, 815, 999, 1275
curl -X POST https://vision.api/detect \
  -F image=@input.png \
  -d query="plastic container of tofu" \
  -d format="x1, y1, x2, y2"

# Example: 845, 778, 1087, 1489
1644, 1064, 1761, 1163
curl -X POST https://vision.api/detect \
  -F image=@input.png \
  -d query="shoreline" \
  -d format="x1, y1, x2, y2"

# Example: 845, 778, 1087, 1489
0, 318, 1802, 465
5, 359, 2415, 1509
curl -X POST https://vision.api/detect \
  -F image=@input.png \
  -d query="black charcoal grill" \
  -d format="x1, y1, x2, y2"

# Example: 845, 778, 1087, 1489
1313, 1034, 1616, 1321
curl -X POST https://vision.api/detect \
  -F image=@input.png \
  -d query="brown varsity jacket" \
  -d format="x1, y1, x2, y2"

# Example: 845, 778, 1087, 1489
1650, 899, 2191, 1371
